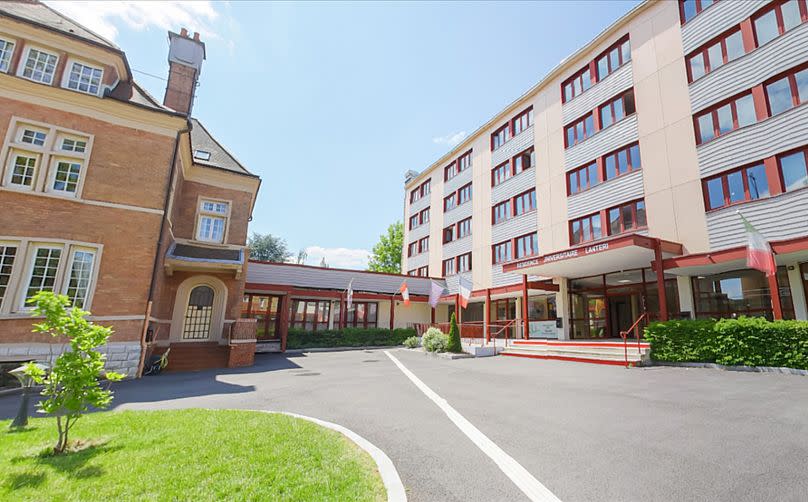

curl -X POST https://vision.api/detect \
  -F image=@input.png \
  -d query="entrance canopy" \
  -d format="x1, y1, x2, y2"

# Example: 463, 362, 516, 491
503, 234, 683, 278
663, 235, 808, 276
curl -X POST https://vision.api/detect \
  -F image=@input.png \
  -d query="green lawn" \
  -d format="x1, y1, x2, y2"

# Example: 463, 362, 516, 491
1, 409, 385, 501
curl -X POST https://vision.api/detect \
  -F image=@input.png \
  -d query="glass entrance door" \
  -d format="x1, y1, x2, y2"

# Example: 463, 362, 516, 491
241, 294, 282, 340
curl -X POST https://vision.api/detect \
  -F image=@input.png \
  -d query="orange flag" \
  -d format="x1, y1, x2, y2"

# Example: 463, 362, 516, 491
399, 281, 410, 306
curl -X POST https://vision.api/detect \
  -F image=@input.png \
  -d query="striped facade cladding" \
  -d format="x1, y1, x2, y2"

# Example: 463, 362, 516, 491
408, 189, 430, 214
407, 220, 430, 241
566, 170, 645, 219
680, 0, 767, 54
562, 63, 634, 124
405, 250, 429, 271
697, 103, 808, 178
706, 190, 808, 250
689, 23, 808, 113
491, 264, 525, 288
246, 262, 445, 296
491, 211, 539, 243
443, 235, 472, 259
564, 114, 639, 170
491, 167, 537, 205
443, 200, 474, 226
444, 165, 473, 195
491, 125, 535, 167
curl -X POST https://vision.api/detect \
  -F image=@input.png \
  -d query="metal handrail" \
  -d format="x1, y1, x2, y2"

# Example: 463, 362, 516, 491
620, 312, 648, 368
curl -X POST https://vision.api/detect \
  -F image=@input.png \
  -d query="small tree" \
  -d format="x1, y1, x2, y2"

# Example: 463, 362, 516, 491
446, 313, 462, 353
23, 292, 124, 454
368, 222, 403, 274
248, 232, 292, 262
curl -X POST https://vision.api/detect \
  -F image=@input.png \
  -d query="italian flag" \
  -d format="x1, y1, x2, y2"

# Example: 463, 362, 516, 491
740, 213, 776, 277
458, 275, 472, 309
399, 281, 410, 307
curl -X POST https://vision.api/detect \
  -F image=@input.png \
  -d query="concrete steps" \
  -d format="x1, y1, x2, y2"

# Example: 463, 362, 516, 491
501, 340, 650, 367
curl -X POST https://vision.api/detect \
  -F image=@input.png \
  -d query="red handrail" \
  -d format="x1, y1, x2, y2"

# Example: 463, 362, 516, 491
620, 312, 648, 368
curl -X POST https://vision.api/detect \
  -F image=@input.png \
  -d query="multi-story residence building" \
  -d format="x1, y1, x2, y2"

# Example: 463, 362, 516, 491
402, 0, 808, 341
0, 1, 260, 375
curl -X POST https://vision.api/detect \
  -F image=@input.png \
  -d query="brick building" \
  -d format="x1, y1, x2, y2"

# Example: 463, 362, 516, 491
0, 1, 260, 375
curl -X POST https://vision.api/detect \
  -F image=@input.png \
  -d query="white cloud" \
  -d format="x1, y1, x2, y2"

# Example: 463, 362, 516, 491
303, 246, 372, 270
44, 1, 222, 42
432, 131, 467, 148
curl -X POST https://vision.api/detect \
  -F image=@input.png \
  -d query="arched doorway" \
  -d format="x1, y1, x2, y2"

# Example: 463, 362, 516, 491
182, 285, 215, 340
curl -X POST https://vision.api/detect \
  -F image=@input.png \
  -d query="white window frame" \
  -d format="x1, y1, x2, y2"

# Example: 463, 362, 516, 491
0, 241, 20, 313
0, 37, 15, 73
17, 125, 49, 148
62, 58, 105, 96
47, 157, 84, 196
5, 151, 39, 190
194, 198, 231, 244
18, 243, 65, 311
62, 247, 97, 309
18, 46, 59, 85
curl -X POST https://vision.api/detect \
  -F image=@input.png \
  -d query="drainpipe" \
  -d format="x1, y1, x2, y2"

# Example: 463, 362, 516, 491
136, 122, 191, 378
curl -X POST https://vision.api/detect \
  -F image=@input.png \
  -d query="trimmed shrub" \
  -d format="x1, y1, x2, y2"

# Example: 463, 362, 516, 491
403, 336, 420, 349
422, 328, 449, 353
286, 327, 416, 349
446, 313, 462, 353
644, 317, 808, 369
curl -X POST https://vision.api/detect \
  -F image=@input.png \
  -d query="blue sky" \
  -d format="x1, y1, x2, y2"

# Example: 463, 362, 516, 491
49, 1, 638, 268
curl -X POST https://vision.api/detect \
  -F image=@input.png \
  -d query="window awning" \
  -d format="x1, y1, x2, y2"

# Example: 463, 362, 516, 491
502, 234, 683, 278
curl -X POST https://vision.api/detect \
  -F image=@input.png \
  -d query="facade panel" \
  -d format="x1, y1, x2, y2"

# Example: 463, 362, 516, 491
564, 114, 639, 169
680, 0, 766, 53
567, 169, 645, 219
562, 63, 634, 123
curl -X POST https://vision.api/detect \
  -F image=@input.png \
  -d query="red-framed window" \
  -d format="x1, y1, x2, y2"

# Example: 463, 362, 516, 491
514, 147, 535, 175
417, 266, 428, 277
599, 89, 635, 130
491, 123, 511, 151
457, 183, 472, 205
418, 236, 429, 253
444, 161, 458, 181
346, 302, 378, 328
410, 179, 431, 203
686, 27, 745, 82
408, 269, 418, 276
764, 64, 808, 117
703, 162, 770, 210
409, 214, 419, 230
695, 92, 757, 144
679, 0, 718, 24
564, 113, 594, 148
562, 66, 592, 103
407, 241, 419, 257
514, 188, 537, 216
492, 200, 512, 224
570, 213, 603, 245
457, 217, 472, 239
514, 232, 539, 259
444, 192, 457, 212
457, 252, 472, 273
443, 224, 455, 244
289, 299, 331, 331
492, 240, 513, 264
752, 0, 808, 47
568, 161, 600, 195
512, 107, 534, 136
492, 161, 511, 187
442, 257, 456, 276
606, 199, 647, 235
778, 146, 808, 192
409, 207, 430, 230
457, 150, 472, 173
595, 36, 631, 81
604, 142, 642, 180
420, 207, 430, 225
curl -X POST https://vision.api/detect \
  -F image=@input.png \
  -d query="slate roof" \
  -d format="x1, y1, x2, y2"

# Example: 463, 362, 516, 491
0, 1, 118, 50
246, 262, 447, 297
189, 118, 257, 177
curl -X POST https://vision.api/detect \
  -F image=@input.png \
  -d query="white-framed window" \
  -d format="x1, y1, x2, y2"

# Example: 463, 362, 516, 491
51, 159, 82, 194
20, 128, 47, 147
8, 153, 38, 188
196, 199, 230, 243
65, 61, 103, 95
63, 248, 95, 308
0, 244, 17, 308
0, 38, 15, 73
60, 137, 87, 153
193, 149, 211, 161
24, 245, 62, 303
21, 47, 58, 84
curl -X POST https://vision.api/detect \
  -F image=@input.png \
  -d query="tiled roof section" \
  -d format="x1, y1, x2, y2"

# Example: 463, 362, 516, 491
189, 118, 256, 177
246, 261, 447, 297
0, 1, 118, 50
169, 244, 244, 264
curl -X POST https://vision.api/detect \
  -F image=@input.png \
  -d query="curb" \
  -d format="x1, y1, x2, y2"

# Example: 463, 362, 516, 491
648, 361, 808, 376
400, 348, 474, 360
285, 345, 403, 354
261, 410, 407, 502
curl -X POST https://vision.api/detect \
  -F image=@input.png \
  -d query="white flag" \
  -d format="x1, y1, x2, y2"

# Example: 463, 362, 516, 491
346, 279, 354, 310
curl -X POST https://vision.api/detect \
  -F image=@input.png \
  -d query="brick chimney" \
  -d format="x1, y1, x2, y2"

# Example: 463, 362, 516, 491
163, 28, 206, 116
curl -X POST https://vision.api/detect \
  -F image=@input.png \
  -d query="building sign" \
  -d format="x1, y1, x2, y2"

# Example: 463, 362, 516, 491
515, 242, 611, 270
529, 320, 558, 339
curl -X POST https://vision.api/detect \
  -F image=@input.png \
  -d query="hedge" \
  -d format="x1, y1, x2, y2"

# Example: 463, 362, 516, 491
286, 327, 416, 349
644, 317, 808, 369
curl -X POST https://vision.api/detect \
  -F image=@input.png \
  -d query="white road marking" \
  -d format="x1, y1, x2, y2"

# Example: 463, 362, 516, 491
384, 350, 562, 502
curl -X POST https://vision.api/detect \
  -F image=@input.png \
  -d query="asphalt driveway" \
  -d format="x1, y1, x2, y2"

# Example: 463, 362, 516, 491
2, 349, 807, 501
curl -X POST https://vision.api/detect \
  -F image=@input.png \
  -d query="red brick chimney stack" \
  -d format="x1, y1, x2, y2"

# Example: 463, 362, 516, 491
163, 28, 206, 116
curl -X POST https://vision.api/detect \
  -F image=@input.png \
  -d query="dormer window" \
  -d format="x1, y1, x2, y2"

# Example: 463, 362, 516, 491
65, 61, 103, 95
0, 38, 15, 73
21, 48, 58, 84
193, 149, 211, 161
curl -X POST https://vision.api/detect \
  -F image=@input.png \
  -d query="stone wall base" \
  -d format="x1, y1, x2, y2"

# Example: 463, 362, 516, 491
0, 342, 141, 378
